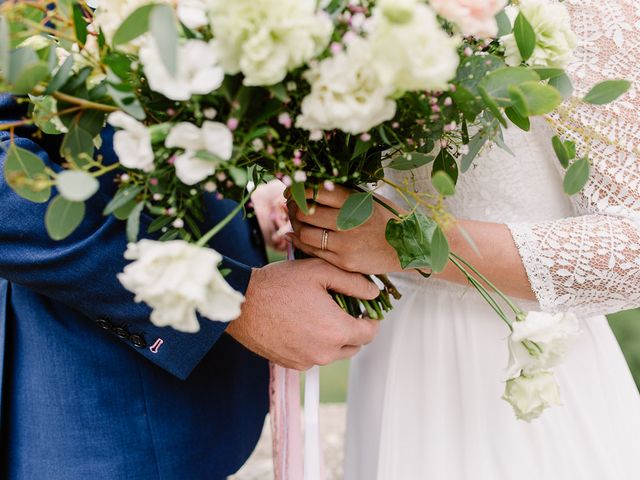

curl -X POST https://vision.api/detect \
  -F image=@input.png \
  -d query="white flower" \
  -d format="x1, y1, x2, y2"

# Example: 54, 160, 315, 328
118, 240, 244, 333
208, 0, 333, 86
500, 0, 577, 68
430, 0, 508, 38
165, 122, 233, 185
296, 38, 396, 135
506, 311, 582, 378
367, 1, 460, 92
377, 0, 418, 24
139, 38, 224, 101
176, 0, 209, 29
108, 112, 155, 172
503, 372, 561, 421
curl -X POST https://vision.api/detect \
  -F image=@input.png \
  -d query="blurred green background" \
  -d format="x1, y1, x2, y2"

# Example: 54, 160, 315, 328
315, 308, 640, 403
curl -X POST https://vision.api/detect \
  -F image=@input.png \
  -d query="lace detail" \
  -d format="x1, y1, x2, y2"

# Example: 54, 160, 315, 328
382, 0, 640, 316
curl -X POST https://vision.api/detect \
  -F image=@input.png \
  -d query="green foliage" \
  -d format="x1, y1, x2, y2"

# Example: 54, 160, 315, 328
0, 16, 9, 80
3, 144, 51, 203
104, 185, 143, 215
431, 170, 456, 197
337, 192, 374, 231
513, 13, 536, 62
112, 4, 155, 46
563, 157, 591, 195
290, 182, 309, 215
508, 81, 562, 116
45, 196, 85, 240
583, 80, 632, 105
552, 135, 576, 169
150, 4, 179, 77
386, 152, 433, 171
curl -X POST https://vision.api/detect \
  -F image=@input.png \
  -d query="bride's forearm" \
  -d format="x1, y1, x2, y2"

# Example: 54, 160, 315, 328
434, 220, 536, 301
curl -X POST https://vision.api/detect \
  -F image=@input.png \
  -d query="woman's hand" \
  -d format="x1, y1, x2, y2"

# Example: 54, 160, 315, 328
251, 180, 291, 252
287, 185, 407, 275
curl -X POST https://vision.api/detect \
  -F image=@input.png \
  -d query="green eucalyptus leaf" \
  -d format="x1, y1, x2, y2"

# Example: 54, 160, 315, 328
564, 140, 576, 160
385, 211, 438, 270
9, 53, 49, 95
514, 12, 536, 62
496, 10, 512, 37
113, 196, 140, 220
147, 214, 173, 233
337, 192, 374, 231
505, 106, 531, 131
430, 226, 450, 274
72, 3, 88, 45
56, 170, 99, 202
3, 144, 51, 203
509, 81, 562, 116
479, 67, 540, 106
386, 152, 434, 170
456, 54, 505, 95
60, 124, 94, 166
107, 83, 146, 120
290, 181, 309, 215
104, 185, 143, 215
151, 4, 179, 77
532, 68, 565, 80
0, 16, 9, 79
112, 4, 155, 46
45, 54, 74, 95
126, 202, 144, 242
479, 85, 507, 127
45, 196, 85, 240
431, 170, 456, 197
583, 80, 631, 105
552, 135, 570, 168
549, 72, 574, 99
563, 157, 591, 195
461, 130, 490, 173
433, 149, 459, 184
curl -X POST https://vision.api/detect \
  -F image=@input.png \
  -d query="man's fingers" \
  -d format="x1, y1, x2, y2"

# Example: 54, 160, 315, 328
342, 317, 379, 347
323, 266, 379, 300
336, 345, 362, 361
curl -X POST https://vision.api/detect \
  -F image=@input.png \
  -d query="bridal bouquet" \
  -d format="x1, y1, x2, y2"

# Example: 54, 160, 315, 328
0, 0, 630, 419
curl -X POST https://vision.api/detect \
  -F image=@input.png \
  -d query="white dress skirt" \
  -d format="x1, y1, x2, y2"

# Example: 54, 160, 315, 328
344, 2, 640, 476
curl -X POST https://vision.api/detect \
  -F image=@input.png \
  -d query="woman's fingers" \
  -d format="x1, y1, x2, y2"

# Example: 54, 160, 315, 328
303, 185, 352, 208
295, 205, 340, 230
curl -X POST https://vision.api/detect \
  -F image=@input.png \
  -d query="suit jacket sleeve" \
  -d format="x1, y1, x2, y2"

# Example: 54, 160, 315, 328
0, 112, 254, 380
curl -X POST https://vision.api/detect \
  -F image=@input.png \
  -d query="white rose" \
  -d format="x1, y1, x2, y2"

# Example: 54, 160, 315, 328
377, 0, 419, 24
107, 111, 155, 172
296, 38, 397, 135
367, 2, 460, 92
500, 0, 577, 68
502, 372, 561, 422
165, 121, 233, 185
118, 240, 244, 333
430, 0, 508, 38
139, 38, 224, 101
208, 0, 333, 86
506, 311, 582, 378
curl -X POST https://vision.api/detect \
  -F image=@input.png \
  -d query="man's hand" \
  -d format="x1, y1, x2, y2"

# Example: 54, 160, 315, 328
226, 258, 380, 370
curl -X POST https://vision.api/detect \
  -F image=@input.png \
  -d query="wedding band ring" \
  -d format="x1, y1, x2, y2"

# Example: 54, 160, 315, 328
321, 229, 329, 251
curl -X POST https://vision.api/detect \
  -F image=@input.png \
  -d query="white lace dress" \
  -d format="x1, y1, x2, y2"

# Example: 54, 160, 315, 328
344, 1, 640, 478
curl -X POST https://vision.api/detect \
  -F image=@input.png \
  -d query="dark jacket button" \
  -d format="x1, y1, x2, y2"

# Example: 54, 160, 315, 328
96, 319, 112, 331
113, 326, 130, 339
130, 334, 146, 348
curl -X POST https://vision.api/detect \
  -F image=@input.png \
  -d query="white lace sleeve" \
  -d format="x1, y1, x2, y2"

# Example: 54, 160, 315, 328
507, 0, 640, 317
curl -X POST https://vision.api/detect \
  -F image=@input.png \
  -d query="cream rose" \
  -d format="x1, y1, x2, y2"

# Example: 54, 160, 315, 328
500, 0, 577, 68
506, 311, 582, 379
367, 1, 460, 92
503, 372, 562, 421
108, 111, 155, 172
118, 240, 244, 333
430, 0, 508, 38
165, 122, 233, 185
208, 0, 333, 86
296, 38, 397, 135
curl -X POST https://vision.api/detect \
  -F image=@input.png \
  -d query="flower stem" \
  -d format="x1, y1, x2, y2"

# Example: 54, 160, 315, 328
196, 190, 252, 247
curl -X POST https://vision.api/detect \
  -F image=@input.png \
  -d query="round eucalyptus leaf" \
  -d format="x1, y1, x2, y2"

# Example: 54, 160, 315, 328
45, 196, 86, 241
57, 170, 99, 202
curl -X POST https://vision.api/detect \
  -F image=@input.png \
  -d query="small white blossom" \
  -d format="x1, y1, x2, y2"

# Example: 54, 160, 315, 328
500, 0, 577, 68
108, 111, 155, 172
139, 39, 224, 101
503, 372, 561, 422
176, 0, 209, 29
165, 122, 233, 185
118, 240, 244, 333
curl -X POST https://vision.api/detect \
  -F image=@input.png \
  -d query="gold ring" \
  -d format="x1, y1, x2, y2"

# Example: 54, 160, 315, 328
321, 229, 329, 251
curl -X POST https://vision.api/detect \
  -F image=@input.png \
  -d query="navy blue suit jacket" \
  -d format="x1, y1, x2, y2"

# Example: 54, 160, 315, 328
0, 96, 270, 479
